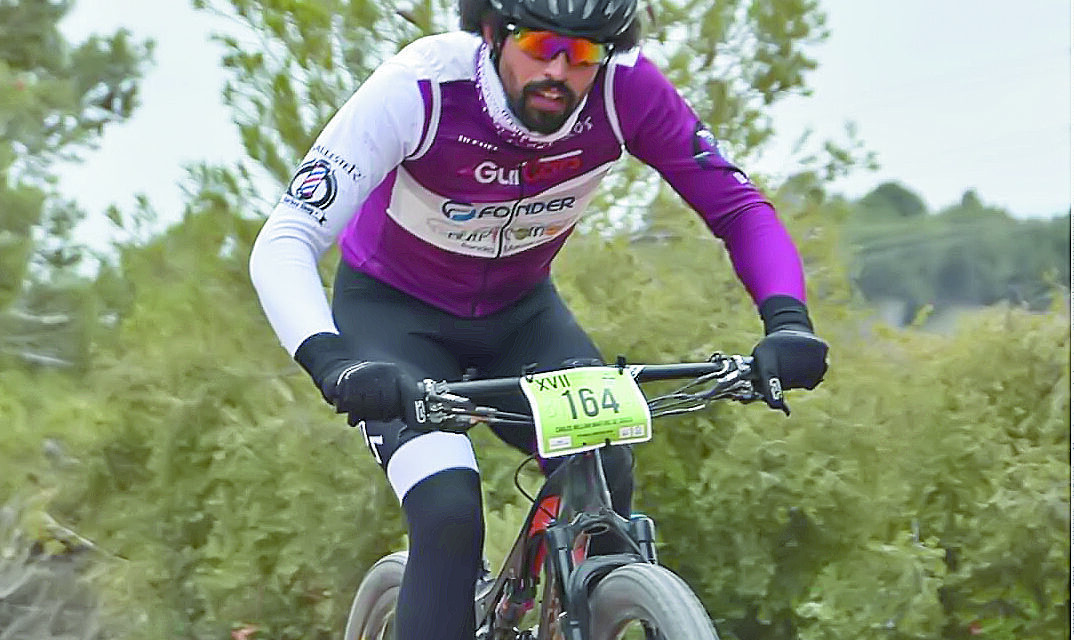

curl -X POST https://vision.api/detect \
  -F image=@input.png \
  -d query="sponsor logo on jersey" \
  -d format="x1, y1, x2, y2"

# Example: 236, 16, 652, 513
287, 159, 338, 210
441, 196, 577, 222
507, 222, 565, 241
473, 150, 583, 186
312, 144, 363, 181
425, 221, 568, 248
568, 115, 594, 137
457, 134, 499, 152
447, 225, 500, 244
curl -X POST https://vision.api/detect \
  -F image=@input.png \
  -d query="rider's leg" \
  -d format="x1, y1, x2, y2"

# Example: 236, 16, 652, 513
332, 265, 484, 640
356, 417, 485, 640
397, 466, 484, 640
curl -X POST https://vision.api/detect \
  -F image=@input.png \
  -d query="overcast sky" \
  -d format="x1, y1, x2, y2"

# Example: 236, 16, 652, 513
58, 0, 1071, 240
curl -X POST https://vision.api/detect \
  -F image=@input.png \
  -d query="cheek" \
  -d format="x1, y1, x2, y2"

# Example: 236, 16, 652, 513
499, 50, 530, 96
567, 68, 599, 96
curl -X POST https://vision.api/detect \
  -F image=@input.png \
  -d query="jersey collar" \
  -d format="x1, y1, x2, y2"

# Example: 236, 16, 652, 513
475, 42, 590, 150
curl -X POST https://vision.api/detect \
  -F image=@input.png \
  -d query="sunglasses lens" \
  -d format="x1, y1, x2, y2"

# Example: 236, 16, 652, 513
568, 38, 605, 64
514, 29, 606, 65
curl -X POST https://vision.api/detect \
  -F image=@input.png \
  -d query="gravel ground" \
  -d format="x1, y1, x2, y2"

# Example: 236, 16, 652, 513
0, 504, 103, 640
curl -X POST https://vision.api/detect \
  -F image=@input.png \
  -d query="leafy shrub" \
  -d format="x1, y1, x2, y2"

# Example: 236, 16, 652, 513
0, 200, 1067, 639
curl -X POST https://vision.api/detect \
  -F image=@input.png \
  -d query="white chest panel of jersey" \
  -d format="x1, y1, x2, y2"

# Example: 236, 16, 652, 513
385, 161, 613, 258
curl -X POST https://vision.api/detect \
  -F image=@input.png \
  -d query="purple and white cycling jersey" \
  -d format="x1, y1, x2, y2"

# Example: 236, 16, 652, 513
250, 32, 805, 355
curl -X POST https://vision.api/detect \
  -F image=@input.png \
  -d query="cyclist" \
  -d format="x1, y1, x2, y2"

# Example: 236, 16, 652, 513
249, 0, 828, 637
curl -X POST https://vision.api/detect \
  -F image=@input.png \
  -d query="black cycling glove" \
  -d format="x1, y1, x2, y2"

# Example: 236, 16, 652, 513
751, 296, 829, 415
293, 332, 416, 422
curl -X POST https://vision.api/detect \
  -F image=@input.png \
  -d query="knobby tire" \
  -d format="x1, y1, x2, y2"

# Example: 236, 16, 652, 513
343, 554, 718, 639
587, 563, 719, 640
343, 551, 407, 640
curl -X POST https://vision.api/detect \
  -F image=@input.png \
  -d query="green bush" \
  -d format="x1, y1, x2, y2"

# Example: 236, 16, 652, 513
0, 199, 1067, 639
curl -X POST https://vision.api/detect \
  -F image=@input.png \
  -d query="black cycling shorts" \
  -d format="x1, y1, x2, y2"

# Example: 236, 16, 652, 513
330, 261, 603, 496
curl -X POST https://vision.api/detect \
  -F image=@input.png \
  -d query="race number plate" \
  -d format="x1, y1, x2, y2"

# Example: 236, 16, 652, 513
520, 367, 652, 459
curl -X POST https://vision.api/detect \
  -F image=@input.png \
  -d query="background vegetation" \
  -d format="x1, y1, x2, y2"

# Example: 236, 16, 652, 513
847, 182, 1069, 326
1, 1, 1068, 639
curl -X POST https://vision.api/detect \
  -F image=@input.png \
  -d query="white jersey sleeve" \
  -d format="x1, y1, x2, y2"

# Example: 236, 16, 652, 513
249, 59, 427, 356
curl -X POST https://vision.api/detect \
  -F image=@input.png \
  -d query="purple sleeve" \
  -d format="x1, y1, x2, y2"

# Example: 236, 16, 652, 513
612, 54, 806, 304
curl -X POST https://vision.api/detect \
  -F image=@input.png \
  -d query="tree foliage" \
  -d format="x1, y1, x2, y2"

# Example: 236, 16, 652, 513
847, 183, 1070, 323
857, 181, 928, 219
0, 0, 151, 368
3, 173, 1066, 640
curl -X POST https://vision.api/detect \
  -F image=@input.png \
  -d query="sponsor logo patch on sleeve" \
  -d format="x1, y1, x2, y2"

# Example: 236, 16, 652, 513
283, 159, 339, 224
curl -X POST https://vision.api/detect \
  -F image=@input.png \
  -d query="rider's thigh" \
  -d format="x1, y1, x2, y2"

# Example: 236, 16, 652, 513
330, 262, 464, 379
483, 282, 603, 455
487, 280, 603, 381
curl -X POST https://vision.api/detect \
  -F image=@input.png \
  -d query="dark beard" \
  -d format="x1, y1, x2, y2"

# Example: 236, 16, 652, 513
508, 80, 579, 135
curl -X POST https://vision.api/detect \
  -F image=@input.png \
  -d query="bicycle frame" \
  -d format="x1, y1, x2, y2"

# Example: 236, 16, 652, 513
476, 447, 658, 640
437, 356, 757, 639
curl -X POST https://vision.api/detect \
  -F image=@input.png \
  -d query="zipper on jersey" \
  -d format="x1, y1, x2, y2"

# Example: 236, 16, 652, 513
494, 160, 527, 259
472, 159, 526, 316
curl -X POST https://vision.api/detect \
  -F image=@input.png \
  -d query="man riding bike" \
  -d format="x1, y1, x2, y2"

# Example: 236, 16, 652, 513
248, 0, 829, 638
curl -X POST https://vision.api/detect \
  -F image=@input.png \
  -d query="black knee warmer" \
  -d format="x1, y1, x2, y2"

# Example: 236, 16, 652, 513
395, 468, 485, 640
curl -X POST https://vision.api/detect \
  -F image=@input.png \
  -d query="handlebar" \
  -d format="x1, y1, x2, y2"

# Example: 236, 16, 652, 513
414, 353, 761, 432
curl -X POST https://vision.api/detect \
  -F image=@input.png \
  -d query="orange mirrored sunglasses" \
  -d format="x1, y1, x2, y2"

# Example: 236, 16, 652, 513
509, 26, 610, 65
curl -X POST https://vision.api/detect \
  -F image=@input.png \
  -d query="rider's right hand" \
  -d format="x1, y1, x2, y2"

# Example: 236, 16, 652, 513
293, 332, 414, 422
323, 361, 409, 420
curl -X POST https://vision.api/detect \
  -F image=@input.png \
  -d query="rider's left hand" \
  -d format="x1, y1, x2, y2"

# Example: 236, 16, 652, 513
751, 295, 829, 415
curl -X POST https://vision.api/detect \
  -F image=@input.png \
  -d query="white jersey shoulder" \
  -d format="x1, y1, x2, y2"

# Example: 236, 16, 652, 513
248, 37, 485, 356
602, 47, 642, 146
608, 46, 642, 68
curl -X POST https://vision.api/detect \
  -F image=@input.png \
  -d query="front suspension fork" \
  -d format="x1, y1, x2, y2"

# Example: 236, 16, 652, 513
542, 512, 660, 640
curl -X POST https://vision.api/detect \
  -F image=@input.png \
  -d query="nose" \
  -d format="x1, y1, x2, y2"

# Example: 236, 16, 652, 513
543, 52, 570, 79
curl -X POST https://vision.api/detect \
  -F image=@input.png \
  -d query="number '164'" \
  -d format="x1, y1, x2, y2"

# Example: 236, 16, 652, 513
561, 387, 620, 419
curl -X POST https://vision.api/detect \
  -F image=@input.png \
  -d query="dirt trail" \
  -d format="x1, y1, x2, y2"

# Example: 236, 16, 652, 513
0, 506, 103, 640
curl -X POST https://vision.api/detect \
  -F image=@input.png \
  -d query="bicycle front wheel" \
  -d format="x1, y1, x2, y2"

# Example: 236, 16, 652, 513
343, 551, 407, 640
587, 563, 719, 640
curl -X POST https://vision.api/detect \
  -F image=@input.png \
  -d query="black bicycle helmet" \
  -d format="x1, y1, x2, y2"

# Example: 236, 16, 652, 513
461, 0, 638, 45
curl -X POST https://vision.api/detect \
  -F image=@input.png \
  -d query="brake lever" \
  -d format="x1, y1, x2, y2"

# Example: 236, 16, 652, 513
417, 379, 464, 426
420, 379, 506, 431
694, 359, 763, 403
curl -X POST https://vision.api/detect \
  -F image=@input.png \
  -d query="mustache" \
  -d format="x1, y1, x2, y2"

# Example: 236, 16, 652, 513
522, 80, 576, 104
